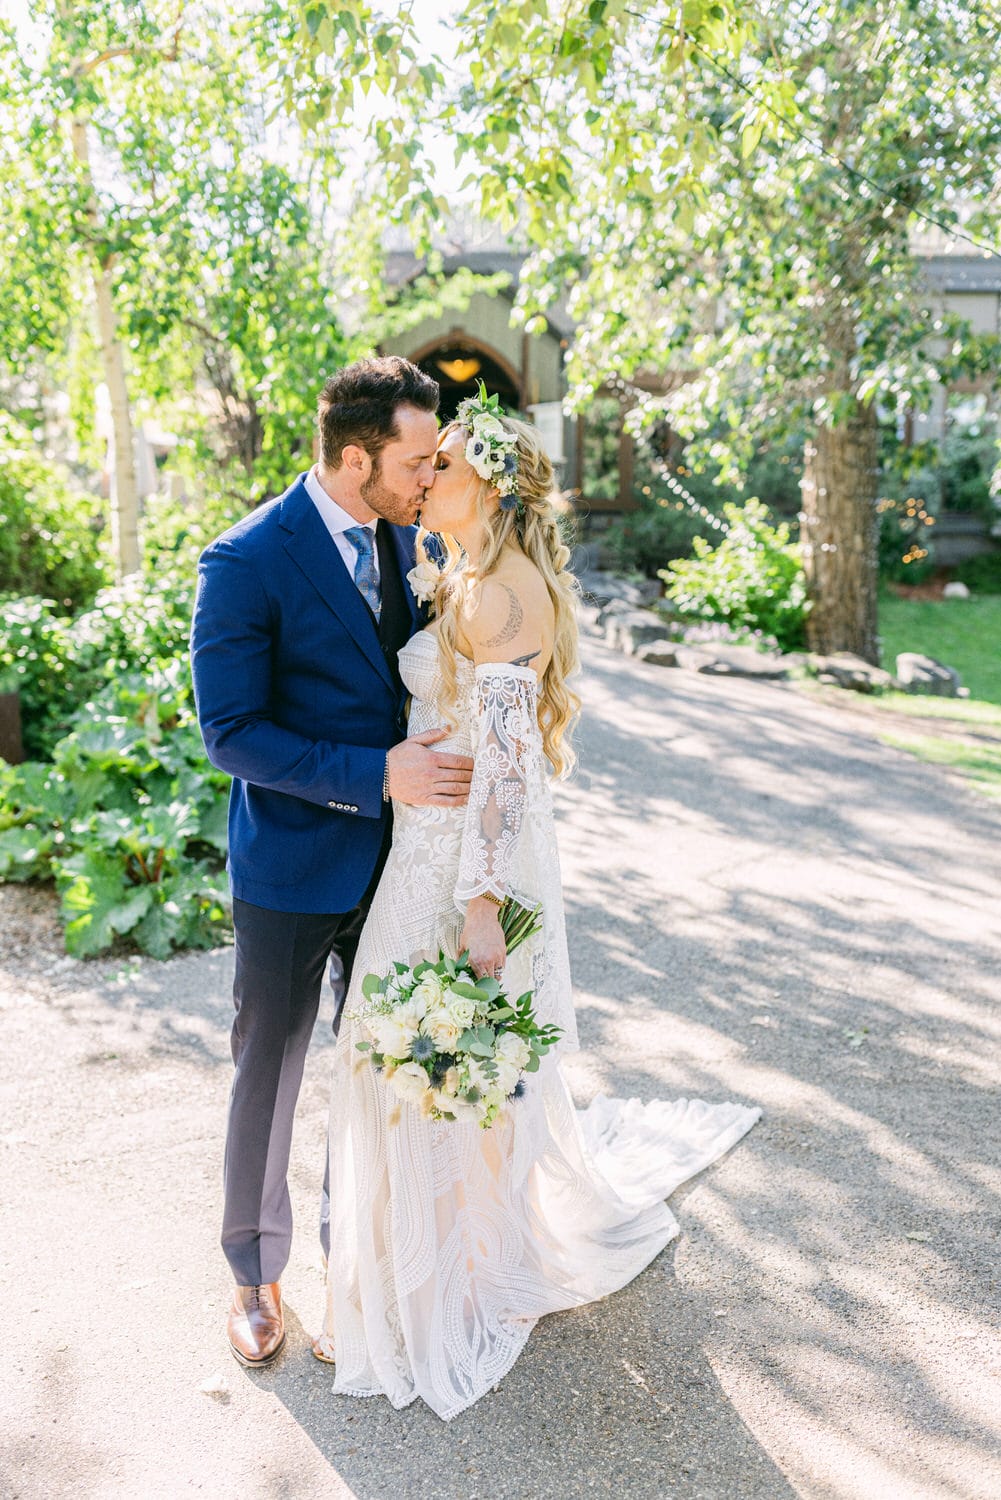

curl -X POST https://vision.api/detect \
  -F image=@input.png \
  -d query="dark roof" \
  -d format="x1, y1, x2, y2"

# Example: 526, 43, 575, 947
920, 254, 1001, 293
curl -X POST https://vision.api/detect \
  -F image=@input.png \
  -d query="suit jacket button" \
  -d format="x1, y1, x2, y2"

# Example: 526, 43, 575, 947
327, 801, 336, 809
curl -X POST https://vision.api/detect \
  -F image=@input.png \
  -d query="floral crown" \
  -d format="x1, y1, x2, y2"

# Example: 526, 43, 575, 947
455, 383, 521, 511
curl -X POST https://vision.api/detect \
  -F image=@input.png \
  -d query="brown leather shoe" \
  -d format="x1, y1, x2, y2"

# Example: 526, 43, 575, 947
227, 1283, 285, 1367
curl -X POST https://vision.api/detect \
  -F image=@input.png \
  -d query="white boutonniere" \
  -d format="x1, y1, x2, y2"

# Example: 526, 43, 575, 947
407, 556, 441, 606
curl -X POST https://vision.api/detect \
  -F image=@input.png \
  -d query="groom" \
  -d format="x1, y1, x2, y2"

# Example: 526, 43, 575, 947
191, 356, 473, 1368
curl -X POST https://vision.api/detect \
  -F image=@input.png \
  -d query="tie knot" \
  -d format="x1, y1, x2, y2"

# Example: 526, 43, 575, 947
345, 524, 375, 557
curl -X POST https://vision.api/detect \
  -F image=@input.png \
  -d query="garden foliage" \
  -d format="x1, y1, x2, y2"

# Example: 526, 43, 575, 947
0, 664, 230, 958
0, 492, 249, 958
660, 499, 810, 652
0, 415, 109, 610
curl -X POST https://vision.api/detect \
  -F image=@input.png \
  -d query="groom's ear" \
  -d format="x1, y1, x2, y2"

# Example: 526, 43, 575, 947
340, 443, 372, 477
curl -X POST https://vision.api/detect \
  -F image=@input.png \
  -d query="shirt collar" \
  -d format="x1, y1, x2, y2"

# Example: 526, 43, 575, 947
304, 466, 378, 534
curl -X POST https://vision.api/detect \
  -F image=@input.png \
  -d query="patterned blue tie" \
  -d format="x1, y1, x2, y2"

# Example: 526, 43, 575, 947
344, 525, 381, 622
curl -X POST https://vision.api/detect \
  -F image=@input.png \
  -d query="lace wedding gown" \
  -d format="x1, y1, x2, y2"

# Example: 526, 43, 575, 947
317, 629, 760, 1420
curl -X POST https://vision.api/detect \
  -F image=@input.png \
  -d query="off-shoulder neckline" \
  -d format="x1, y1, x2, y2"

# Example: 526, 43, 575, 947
405, 628, 538, 682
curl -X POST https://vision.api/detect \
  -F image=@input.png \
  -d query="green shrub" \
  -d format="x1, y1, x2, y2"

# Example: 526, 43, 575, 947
603, 504, 702, 577
0, 567, 200, 759
0, 416, 109, 610
940, 424, 999, 523
0, 664, 230, 958
659, 498, 810, 652
0, 597, 105, 758
0, 490, 254, 955
953, 550, 1001, 595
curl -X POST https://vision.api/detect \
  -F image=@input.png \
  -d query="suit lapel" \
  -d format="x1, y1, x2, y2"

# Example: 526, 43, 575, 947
389, 524, 422, 631
279, 478, 394, 690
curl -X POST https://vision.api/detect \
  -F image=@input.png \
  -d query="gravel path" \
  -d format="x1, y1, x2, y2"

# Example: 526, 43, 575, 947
2, 633, 999, 1500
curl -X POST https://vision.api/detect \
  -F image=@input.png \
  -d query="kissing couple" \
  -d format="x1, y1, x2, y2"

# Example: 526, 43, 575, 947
190, 355, 759, 1421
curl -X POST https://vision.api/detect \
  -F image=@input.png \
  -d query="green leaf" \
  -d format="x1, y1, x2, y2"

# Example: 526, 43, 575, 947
131, 897, 185, 960
449, 981, 483, 1001
59, 849, 156, 958
0, 824, 54, 879
741, 121, 763, 159
361, 972, 384, 999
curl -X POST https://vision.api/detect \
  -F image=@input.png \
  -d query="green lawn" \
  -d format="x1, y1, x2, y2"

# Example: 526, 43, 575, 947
877, 592, 1001, 705
876, 730, 1001, 800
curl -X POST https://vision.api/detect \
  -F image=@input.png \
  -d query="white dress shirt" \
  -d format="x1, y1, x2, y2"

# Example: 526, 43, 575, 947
303, 466, 380, 585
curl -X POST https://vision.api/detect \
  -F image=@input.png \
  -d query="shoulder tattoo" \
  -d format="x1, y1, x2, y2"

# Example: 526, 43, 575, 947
483, 583, 523, 646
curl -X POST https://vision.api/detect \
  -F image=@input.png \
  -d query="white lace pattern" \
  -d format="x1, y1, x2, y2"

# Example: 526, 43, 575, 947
320, 629, 760, 1420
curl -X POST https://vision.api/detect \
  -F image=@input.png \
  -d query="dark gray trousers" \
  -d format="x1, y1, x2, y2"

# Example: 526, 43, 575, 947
221, 862, 383, 1285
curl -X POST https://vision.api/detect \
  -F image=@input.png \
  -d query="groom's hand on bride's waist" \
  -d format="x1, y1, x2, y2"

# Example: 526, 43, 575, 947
386, 729, 474, 807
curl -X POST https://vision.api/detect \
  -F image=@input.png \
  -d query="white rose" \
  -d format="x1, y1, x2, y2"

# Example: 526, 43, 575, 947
391, 1061, 432, 1103
492, 1058, 520, 1096
406, 560, 440, 605
368, 1014, 416, 1060
443, 989, 476, 1028
424, 1011, 463, 1051
412, 974, 443, 1009
496, 1032, 531, 1071
396, 994, 427, 1028
475, 414, 507, 441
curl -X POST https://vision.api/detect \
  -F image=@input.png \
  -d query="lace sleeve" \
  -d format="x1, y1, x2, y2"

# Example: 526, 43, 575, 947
454, 663, 543, 905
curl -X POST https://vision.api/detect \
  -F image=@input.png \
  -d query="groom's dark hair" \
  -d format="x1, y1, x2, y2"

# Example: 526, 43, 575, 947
318, 357, 439, 469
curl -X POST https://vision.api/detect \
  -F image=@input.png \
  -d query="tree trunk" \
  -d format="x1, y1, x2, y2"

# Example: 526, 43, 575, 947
70, 117, 141, 578
800, 399, 880, 663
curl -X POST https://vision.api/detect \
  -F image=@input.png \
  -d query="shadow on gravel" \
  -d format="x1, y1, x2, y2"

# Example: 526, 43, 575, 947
553, 644, 1001, 1495
251, 1262, 799, 1500
575, 643, 1001, 907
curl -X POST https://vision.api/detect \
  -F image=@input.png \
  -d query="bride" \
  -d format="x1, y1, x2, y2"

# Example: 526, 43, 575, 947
313, 390, 760, 1420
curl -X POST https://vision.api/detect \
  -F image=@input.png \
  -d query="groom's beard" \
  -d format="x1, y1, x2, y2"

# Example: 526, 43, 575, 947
361, 459, 424, 527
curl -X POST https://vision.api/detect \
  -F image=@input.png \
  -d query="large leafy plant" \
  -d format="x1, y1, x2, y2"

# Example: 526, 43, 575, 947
0, 664, 230, 958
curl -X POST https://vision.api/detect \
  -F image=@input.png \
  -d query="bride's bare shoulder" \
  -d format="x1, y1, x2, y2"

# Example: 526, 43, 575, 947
460, 559, 553, 668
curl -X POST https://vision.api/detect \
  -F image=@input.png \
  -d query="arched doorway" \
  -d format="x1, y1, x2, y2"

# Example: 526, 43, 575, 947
409, 335, 521, 421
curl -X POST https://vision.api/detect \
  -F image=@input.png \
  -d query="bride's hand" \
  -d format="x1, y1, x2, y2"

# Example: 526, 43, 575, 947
459, 899, 507, 980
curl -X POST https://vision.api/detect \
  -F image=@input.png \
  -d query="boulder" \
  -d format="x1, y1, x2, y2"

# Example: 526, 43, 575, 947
605, 608, 674, 654
635, 640, 680, 667
596, 597, 638, 626
674, 644, 791, 679
808, 653, 894, 693
894, 653, 964, 697
576, 601, 602, 634
576, 571, 646, 608
943, 581, 971, 599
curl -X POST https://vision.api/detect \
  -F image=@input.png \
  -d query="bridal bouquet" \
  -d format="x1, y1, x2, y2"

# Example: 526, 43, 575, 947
351, 900, 561, 1129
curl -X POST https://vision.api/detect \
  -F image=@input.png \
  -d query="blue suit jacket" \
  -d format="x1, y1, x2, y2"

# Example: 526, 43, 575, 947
190, 475, 422, 914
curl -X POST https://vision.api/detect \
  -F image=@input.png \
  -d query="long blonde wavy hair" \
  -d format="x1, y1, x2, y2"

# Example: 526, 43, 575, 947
417, 415, 581, 777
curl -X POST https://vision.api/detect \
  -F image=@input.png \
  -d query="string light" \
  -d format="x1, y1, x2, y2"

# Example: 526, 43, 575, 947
595, 371, 730, 534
